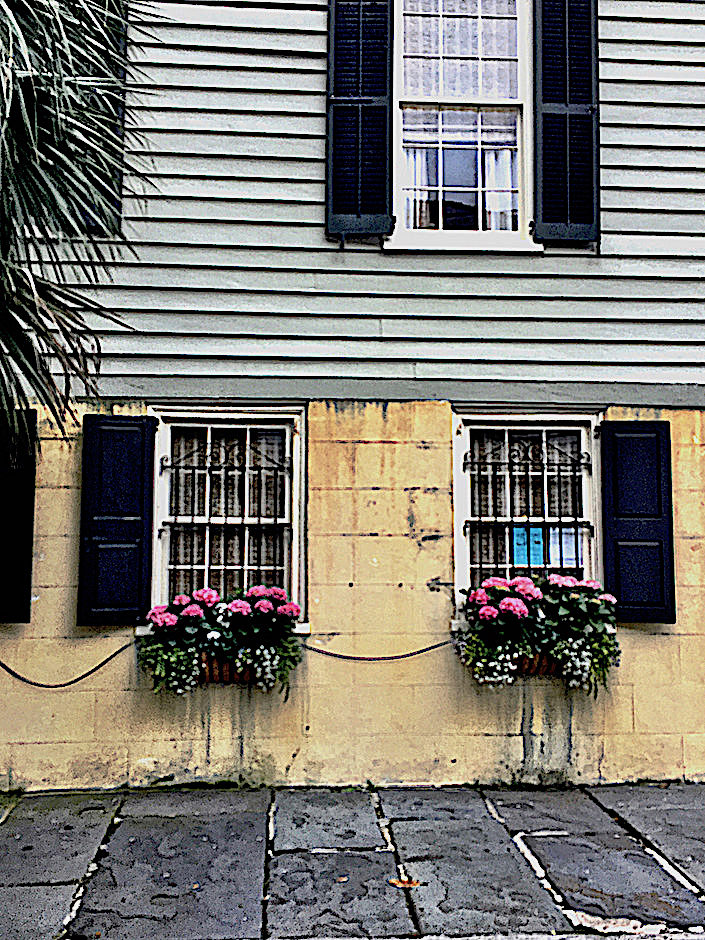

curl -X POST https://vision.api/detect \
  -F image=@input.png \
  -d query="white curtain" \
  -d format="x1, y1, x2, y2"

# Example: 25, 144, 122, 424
483, 147, 515, 230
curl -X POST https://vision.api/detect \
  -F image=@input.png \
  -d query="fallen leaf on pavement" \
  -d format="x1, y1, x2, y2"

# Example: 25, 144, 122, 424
388, 878, 420, 888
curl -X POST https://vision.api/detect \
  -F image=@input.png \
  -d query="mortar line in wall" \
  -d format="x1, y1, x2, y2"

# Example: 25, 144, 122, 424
369, 788, 422, 936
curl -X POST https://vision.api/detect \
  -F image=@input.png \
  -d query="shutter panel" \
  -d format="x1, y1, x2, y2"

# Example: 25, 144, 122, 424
0, 411, 36, 623
326, 0, 394, 240
601, 421, 675, 624
534, 0, 599, 242
78, 415, 157, 626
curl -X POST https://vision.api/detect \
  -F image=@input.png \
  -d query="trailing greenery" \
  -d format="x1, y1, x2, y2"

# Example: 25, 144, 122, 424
452, 575, 621, 695
0, 0, 144, 463
138, 586, 304, 695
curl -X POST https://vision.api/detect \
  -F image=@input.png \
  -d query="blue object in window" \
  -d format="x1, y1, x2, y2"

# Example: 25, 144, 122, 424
513, 527, 544, 567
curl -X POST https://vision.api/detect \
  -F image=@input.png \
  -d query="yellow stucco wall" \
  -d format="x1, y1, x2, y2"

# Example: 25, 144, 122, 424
0, 400, 703, 790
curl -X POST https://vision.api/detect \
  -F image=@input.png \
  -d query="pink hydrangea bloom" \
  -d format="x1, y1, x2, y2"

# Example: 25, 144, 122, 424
193, 587, 220, 607
227, 599, 252, 615
578, 579, 602, 590
481, 576, 510, 589
548, 574, 579, 588
181, 604, 204, 618
510, 577, 543, 601
254, 599, 274, 614
277, 602, 301, 618
478, 605, 499, 620
468, 588, 489, 605
163, 613, 178, 627
147, 604, 168, 622
267, 587, 289, 602
499, 597, 529, 618
172, 594, 191, 606
598, 593, 617, 604
246, 585, 270, 598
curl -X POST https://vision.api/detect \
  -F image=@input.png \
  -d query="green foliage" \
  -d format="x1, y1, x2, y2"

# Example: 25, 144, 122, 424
0, 0, 147, 463
453, 575, 621, 695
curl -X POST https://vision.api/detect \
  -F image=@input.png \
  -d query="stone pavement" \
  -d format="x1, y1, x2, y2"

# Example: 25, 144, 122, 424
1, 784, 705, 940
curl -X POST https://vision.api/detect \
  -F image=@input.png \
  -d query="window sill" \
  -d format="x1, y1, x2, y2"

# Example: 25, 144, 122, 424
383, 233, 544, 253
135, 622, 311, 636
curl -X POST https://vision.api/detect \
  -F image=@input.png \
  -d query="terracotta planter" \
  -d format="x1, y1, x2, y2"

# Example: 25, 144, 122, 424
200, 653, 251, 685
515, 653, 562, 678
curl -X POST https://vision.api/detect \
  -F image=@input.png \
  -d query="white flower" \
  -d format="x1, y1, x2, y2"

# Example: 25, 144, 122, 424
206, 630, 221, 641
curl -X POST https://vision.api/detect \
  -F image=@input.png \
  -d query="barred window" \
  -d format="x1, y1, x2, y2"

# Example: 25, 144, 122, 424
155, 418, 300, 600
454, 422, 595, 587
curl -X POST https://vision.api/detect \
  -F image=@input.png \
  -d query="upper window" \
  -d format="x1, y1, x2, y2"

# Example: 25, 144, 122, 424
453, 418, 596, 598
152, 412, 304, 606
394, 0, 528, 244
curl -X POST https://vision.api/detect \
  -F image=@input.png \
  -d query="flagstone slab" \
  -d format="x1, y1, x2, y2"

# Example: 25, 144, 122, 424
121, 787, 270, 818
589, 784, 705, 890
378, 787, 489, 822
525, 831, 705, 928
0, 794, 118, 886
0, 884, 75, 940
71, 813, 266, 940
274, 788, 384, 850
267, 850, 413, 937
485, 788, 617, 834
391, 819, 570, 934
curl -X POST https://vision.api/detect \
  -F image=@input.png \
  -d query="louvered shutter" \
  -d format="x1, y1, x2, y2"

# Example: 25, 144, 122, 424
78, 415, 157, 626
601, 421, 675, 624
326, 0, 394, 240
0, 411, 36, 623
534, 0, 599, 242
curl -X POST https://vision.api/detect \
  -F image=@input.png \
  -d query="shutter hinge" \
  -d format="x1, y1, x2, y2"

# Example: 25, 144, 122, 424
593, 424, 602, 439
338, 233, 346, 250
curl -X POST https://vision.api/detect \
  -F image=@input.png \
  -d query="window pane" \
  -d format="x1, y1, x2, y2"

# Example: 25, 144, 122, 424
404, 15, 439, 54
443, 147, 477, 187
405, 190, 439, 228
249, 430, 287, 520
482, 59, 517, 97
482, 0, 515, 13
481, 17, 516, 58
443, 58, 479, 97
442, 0, 477, 11
403, 107, 439, 143
404, 147, 438, 187
404, 57, 440, 96
443, 17, 478, 56
442, 190, 478, 229
441, 109, 478, 144
210, 429, 245, 517
169, 427, 207, 517
404, 0, 438, 11
484, 190, 518, 230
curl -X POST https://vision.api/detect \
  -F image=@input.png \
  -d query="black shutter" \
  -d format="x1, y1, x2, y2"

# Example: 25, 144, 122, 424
78, 415, 157, 626
326, 0, 394, 240
601, 421, 675, 624
0, 411, 36, 623
534, 0, 599, 242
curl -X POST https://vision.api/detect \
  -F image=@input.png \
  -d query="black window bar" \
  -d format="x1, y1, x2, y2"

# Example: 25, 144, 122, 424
463, 428, 593, 584
160, 425, 293, 598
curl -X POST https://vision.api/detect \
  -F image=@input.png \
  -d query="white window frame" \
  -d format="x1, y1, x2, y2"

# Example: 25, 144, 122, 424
148, 405, 306, 616
452, 411, 602, 609
386, 0, 541, 252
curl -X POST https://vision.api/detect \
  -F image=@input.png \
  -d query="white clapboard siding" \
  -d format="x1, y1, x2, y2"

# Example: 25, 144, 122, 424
66, 0, 705, 400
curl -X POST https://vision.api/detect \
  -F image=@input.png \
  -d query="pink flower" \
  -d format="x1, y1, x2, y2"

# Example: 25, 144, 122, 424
147, 605, 168, 623
598, 593, 617, 604
254, 599, 274, 614
267, 587, 289, 602
172, 594, 191, 606
277, 602, 301, 618
481, 576, 510, 589
181, 604, 204, 618
468, 588, 489, 605
227, 599, 252, 615
478, 605, 499, 620
193, 587, 220, 607
163, 613, 178, 627
578, 579, 602, 590
547, 574, 579, 588
510, 577, 543, 601
499, 597, 529, 618
246, 585, 270, 598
